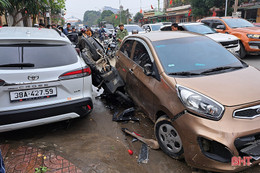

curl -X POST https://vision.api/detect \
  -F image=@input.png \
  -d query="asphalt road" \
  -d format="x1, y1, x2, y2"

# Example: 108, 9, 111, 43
0, 55, 259, 173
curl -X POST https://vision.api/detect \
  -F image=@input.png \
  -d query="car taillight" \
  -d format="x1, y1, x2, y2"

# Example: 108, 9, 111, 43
0, 79, 5, 86
59, 66, 91, 80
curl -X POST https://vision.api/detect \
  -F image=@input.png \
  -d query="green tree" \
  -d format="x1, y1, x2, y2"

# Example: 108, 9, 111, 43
0, 0, 65, 26
83, 10, 101, 26
101, 10, 114, 20
134, 12, 143, 23
189, 0, 249, 17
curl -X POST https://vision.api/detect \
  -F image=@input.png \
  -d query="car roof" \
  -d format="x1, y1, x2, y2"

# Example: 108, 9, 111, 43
144, 23, 163, 26
0, 27, 70, 44
124, 24, 141, 27
178, 22, 204, 26
202, 16, 240, 20
128, 31, 201, 42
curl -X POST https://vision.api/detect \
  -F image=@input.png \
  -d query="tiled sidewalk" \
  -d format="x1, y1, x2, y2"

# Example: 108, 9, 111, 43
0, 144, 82, 173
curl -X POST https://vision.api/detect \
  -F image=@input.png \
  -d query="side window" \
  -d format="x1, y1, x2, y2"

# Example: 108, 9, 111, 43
120, 40, 134, 58
133, 41, 152, 68
211, 20, 224, 29
201, 20, 211, 26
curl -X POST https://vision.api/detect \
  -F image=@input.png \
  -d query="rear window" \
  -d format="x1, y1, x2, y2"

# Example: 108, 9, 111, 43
0, 44, 78, 69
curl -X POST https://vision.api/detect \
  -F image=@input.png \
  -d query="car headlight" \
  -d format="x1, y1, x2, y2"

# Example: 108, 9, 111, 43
177, 85, 224, 120
247, 34, 260, 39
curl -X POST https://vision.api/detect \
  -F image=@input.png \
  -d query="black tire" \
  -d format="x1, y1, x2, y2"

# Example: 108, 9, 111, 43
155, 116, 184, 160
239, 42, 246, 59
88, 37, 104, 52
81, 38, 100, 61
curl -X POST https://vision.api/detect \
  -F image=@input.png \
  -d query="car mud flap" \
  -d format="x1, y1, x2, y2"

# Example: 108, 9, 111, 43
112, 107, 139, 122
100, 67, 125, 94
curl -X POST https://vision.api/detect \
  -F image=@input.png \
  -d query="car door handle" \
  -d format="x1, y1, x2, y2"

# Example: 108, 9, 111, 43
129, 69, 134, 74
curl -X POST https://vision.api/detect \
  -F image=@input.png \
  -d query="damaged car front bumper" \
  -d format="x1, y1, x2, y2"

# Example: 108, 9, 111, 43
172, 103, 260, 172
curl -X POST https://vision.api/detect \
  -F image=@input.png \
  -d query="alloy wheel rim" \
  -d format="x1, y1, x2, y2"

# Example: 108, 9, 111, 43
158, 124, 182, 153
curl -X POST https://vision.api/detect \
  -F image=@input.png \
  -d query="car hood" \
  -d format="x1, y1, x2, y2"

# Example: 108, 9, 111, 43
205, 33, 238, 42
174, 66, 260, 106
232, 27, 260, 33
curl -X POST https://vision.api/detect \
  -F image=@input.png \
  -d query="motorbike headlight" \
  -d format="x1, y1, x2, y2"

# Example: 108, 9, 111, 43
177, 85, 224, 120
247, 34, 260, 39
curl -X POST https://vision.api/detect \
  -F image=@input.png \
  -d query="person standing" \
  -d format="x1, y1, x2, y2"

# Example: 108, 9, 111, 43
86, 27, 92, 37
116, 23, 128, 46
63, 23, 71, 35
98, 26, 106, 42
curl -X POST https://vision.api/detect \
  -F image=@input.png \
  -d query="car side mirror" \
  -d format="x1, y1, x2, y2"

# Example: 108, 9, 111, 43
216, 25, 225, 30
146, 28, 151, 32
143, 64, 153, 76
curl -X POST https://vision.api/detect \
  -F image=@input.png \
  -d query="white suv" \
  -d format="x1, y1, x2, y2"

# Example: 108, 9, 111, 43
0, 27, 93, 132
161, 23, 240, 56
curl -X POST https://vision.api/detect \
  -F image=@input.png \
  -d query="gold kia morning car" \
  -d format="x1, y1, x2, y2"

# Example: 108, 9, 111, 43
116, 31, 260, 172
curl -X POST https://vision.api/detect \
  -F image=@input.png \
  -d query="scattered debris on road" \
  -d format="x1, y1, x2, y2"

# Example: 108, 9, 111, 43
112, 107, 139, 122
122, 128, 159, 150
138, 144, 149, 164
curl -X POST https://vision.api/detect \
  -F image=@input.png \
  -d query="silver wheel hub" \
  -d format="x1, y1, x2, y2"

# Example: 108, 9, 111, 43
158, 124, 182, 153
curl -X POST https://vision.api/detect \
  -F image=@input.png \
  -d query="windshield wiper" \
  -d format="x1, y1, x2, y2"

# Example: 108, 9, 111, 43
0, 63, 35, 67
201, 66, 243, 74
168, 71, 201, 76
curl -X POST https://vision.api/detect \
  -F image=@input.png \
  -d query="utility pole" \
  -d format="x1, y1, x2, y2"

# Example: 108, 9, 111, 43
234, 0, 239, 13
119, 0, 122, 23
158, 0, 160, 12
225, 0, 228, 16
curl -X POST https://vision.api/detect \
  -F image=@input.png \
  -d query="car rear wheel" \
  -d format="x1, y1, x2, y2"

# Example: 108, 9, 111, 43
155, 116, 184, 159
239, 42, 246, 59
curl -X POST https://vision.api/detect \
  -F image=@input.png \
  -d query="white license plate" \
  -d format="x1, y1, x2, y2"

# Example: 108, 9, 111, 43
10, 87, 57, 102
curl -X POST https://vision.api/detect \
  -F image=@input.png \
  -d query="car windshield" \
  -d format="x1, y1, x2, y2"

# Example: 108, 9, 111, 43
125, 25, 144, 32
183, 24, 216, 34
151, 25, 162, 31
153, 36, 244, 75
223, 18, 254, 28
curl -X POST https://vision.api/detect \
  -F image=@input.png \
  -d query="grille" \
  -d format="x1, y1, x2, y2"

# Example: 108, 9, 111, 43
233, 105, 260, 119
220, 40, 238, 48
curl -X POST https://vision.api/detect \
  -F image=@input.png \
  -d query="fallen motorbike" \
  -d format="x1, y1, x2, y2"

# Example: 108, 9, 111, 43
78, 37, 131, 105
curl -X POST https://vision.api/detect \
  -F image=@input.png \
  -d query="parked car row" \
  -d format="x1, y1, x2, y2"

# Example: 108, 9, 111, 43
160, 23, 240, 56
1, 20, 260, 173
200, 17, 260, 58
143, 17, 260, 58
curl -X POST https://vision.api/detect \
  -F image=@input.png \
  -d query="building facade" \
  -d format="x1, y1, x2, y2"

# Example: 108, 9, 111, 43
239, 1, 260, 23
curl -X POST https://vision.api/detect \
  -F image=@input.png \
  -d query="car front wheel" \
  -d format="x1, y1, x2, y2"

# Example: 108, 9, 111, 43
155, 116, 184, 159
239, 42, 246, 59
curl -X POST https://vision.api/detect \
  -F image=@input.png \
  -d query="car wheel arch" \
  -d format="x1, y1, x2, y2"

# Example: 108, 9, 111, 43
154, 115, 184, 160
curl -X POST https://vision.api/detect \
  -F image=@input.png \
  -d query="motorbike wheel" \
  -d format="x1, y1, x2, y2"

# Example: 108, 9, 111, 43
88, 37, 104, 53
81, 38, 100, 61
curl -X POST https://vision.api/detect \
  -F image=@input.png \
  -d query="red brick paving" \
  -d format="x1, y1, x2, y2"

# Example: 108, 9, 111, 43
0, 144, 83, 173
